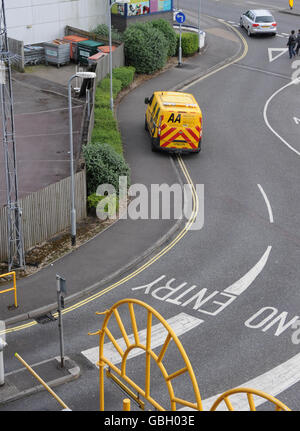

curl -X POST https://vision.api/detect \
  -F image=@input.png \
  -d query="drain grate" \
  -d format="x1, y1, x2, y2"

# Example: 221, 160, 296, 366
35, 312, 57, 324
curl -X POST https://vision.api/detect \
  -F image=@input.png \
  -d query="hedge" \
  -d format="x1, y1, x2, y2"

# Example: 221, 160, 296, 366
83, 143, 130, 196
123, 22, 168, 74
112, 66, 136, 89
151, 19, 177, 57
177, 32, 199, 56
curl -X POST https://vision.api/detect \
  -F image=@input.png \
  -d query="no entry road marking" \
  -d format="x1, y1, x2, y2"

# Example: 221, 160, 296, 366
82, 312, 203, 367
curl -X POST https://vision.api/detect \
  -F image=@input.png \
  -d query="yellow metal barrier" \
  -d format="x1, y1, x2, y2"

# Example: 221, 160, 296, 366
123, 398, 131, 411
15, 353, 70, 410
90, 298, 203, 411
0, 271, 17, 308
210, 387, 291, 411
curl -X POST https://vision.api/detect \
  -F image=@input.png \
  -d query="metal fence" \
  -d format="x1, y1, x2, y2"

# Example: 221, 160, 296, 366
0, 171, 87, 261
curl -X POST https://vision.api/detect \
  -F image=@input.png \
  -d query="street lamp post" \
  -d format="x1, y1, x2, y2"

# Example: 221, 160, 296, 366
108, 0, 128, 111
68, 71, 96, 246
198, 0, 201, 51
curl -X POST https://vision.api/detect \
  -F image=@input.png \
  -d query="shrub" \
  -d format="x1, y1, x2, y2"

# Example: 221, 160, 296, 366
112, 66, 135, 89
94, 87, 110, 108
123, 22, 168, 74
92, 23, 123, 42
94, 107, 117, 130
151, 19, 177, 57
83, 143, 130, 195
91, 128, 122, 155
87, 193, 119, 215
99, 77, 122, 97
177, 32, 199, 56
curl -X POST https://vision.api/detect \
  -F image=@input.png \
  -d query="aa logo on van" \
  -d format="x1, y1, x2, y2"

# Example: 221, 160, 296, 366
168, 113, 181, 123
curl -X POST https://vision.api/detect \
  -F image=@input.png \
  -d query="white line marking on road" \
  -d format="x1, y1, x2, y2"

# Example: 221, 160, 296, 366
82, 313, 203, 367
224, 246, 272, 296
276, 34, 285, 38
282, 33, 289, 36
180, 352, 300, 410
263, 80, 300, 156
257, 184, 274, 223
228, 21, 235, 24
268, 47, 288, 63
201, 352, 300, 410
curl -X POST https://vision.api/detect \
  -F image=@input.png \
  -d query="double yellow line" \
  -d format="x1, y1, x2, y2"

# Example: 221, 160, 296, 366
3, 21, 248, 335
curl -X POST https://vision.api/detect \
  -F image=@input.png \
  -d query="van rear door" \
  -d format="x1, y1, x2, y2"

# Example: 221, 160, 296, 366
159, 111, 201, 150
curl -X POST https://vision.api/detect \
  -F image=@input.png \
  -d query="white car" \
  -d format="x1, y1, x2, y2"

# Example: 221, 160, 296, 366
240, 9, 277, 37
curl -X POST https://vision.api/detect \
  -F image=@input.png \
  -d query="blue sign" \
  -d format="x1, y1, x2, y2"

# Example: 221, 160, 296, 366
176, 11, 185, 24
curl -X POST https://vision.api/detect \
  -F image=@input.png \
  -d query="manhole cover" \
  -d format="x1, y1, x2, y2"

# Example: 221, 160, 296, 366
35, 312, 57, 324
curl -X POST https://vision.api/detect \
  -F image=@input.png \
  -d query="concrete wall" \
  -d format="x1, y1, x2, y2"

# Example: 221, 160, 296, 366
6, 0, 109, 45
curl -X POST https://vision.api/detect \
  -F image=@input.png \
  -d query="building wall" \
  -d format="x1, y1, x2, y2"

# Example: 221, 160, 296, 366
6, 0, 109, 45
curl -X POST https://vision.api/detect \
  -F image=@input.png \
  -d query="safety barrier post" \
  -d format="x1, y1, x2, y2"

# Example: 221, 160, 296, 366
123, 398, 131, 411
14, 353, 70, 410
0, 271, 18, 308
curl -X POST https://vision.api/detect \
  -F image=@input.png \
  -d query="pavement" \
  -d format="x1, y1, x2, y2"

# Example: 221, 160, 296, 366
279, 6, 300, 17
0, 16, 244, 405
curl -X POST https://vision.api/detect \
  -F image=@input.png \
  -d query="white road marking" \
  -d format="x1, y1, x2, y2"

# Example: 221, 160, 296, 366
179, 352, 300, 410
263, 80, 300, 156
257, 184, 274, 223
82, 313, 203, 367
282, 33, 289, 36
199, 352, 300, 410
268, 47, 288, 63
224, 246, 272, 296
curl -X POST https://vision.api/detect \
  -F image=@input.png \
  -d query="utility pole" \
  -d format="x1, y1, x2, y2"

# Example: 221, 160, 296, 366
0, 0, 25, 271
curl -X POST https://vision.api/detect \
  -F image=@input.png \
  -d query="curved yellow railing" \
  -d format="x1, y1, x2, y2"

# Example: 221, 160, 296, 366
210, 387, 291, 411
91, 298, 203, 411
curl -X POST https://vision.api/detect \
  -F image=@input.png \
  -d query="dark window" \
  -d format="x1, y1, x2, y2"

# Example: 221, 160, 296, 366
255, 16, 274, 22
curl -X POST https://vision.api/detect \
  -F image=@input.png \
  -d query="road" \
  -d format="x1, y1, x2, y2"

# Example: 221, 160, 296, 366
1, 0, 300, 413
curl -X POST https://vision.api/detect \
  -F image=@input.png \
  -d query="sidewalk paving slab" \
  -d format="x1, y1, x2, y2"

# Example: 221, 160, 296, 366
0, 356, 80, 406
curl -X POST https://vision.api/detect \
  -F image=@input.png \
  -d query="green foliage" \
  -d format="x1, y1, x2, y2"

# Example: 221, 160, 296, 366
99, 77, 122, 97
91, 127, 122, 155
94, 107, 117, 130
112, 66, 136, 89
177, 32, 199, 56
94, 87, 111, 109
87, 193, 119, 215
92, 23, 123, 42
151, 19, 177, 57
83, 143, 130, 196
123, 22, 168, 74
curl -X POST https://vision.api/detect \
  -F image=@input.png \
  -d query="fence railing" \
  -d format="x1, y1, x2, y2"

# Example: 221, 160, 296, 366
0, 170, 87, 262
0, 271, 17, 308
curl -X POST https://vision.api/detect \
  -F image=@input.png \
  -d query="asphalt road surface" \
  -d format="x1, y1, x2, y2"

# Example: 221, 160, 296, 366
1, 0, 300, 414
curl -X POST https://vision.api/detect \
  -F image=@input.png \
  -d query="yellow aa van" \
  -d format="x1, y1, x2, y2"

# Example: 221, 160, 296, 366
144, 91, 203, 153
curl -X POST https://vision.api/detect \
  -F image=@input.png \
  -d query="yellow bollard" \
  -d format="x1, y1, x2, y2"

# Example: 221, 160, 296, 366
123, 398, 131, 411
289, 0, 294, 9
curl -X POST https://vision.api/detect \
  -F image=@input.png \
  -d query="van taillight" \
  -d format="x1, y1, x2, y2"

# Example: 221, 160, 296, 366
158, 116, 162, 137
252, 23, 259, 27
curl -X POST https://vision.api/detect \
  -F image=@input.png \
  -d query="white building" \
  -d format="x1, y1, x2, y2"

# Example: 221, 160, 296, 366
6, 0, 109, 44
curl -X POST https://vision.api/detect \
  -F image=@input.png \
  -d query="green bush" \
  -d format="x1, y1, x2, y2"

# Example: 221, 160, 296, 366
151, 19, 177, 57
94, 107, 117, 130
112, 66, 136, 89
92, 23, 123, 42
123, 22, 168, 74
91, 128, 122, 155
177, 32, 199, 56
99, 77, 122, 97
87, 193, 119, 215
83, 143, 130, 196
94, 87, 110, 108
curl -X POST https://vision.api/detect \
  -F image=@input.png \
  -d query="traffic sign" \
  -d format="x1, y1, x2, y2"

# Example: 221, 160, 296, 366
176, 12, 186, 24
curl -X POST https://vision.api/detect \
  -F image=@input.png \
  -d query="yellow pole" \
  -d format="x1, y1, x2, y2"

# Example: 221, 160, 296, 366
13, 272, 17, 308
289, 0, 294, 9
123, 398, 131, 411
14, 353, 69, 410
